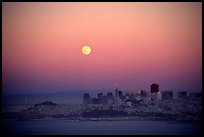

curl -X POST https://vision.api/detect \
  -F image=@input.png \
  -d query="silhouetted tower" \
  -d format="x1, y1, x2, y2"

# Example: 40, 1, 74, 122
97, 93, 103, 104
118, 91, 123, 99
115, 82, 119, 108
151, 83, 159, 93
115, 82, 118, 96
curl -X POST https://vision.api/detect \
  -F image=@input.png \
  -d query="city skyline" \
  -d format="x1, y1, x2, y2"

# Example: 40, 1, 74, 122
2, 2, 202, 94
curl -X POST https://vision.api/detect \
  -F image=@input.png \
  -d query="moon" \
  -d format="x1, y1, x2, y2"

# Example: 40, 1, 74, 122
82, 46, 92, 55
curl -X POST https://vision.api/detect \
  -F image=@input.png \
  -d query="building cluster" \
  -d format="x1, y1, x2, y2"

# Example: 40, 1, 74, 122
83, 92, 114, 106
83, 82, 123, 107
83, 83, 202, 108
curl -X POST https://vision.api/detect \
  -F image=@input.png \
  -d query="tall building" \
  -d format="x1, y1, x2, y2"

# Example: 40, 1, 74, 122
97, 93, 103, 98
101, 96, 108, 105
83, 93, 90, 105
107, 92, 113, 101
118, 91, 123, 99
115, 82, 118, 96
107, 92, 114, 106
114, 82, 121, 108
97, 93, 103, 104
151, 83, 159, 93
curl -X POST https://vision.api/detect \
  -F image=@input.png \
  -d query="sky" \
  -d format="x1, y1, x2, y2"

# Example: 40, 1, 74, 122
2, 2, 202, 95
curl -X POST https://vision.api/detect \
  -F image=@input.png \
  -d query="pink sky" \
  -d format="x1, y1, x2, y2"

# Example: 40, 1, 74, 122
2, 2, 202, 94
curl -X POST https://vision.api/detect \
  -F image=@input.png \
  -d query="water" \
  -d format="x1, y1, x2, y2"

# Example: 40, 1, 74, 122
2, 119, 202, 135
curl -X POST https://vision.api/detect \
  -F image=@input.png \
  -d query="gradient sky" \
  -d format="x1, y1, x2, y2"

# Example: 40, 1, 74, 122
2, 2, 202, 94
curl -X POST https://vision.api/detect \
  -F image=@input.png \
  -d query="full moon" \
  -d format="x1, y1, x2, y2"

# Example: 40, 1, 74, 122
82, 46, 92, 55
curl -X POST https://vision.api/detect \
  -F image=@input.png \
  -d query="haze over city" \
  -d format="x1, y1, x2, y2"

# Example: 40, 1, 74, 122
2, 2, 202, 95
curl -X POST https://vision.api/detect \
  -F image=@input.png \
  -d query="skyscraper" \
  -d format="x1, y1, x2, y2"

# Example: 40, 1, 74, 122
107, 92, 113, 100
97, 93, 103, 98
118, 91, 122, 98
115, 82, 120, 108
115, 82, 118, 96
151, 83, 159, 93
107, 92, 114, 106
83, 93, 90, 105
97, 93, 103, 103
